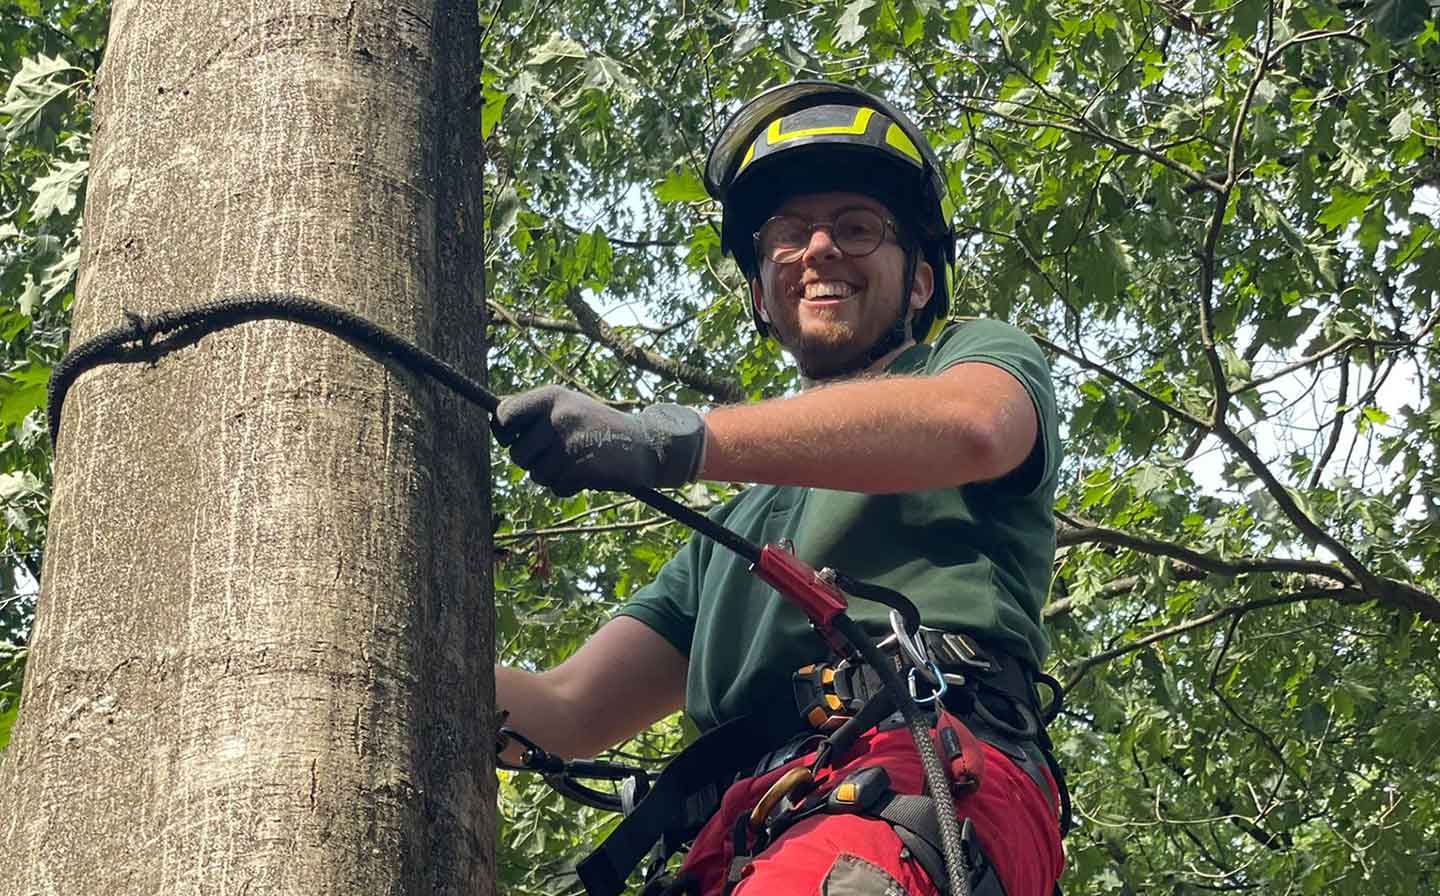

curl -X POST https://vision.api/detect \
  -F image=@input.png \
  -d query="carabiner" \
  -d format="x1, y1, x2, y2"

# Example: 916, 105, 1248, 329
908, 662, 948, 705
888, 609, 939, 689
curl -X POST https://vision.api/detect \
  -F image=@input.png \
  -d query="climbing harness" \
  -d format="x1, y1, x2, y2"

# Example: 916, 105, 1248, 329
48, 293, 1067, 896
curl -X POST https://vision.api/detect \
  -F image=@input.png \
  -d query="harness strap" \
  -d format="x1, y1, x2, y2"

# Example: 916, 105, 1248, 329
737, 765, 1009, 896
577, 714, 785, 896
813, 647, 1065, 828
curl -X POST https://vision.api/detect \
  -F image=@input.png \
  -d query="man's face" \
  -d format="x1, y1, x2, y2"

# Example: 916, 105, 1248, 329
750, 192, 933, 379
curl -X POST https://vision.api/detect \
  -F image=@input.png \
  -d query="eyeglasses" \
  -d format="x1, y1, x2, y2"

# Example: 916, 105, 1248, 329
754, 207, 900, 265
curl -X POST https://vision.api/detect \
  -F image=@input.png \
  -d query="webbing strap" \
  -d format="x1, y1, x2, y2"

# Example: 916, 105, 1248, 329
576, 713, 785, 896
880, 793, 950, 894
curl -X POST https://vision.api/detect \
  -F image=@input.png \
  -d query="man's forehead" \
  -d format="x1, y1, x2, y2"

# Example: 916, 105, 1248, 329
773, 191, 892, 218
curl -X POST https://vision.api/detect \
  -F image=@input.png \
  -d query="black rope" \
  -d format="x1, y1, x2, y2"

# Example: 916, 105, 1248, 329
48, 293, 501, 440
836, 614, 971, 896
48, 293, 925, 623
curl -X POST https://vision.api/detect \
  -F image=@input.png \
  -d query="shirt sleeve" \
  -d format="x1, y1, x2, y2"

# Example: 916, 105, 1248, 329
926, 319, 1062, 497
614, 529, 703, 657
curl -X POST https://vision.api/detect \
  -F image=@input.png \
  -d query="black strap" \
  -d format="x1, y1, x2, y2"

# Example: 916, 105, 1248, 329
577, 713, 787, 896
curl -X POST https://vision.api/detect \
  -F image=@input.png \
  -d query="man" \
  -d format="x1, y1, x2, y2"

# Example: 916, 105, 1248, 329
495, 81, 1065, 895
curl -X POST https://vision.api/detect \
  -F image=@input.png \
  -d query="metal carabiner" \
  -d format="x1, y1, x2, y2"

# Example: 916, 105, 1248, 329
908, 661, 948, 705
888, 609, 940, 689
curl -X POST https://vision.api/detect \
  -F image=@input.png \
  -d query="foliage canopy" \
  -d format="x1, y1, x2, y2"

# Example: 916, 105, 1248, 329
2, 0, 1438, 892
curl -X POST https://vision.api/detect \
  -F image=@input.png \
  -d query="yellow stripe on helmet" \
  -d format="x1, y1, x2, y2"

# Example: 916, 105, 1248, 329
766, 106, 874, 145
884, 124, 922, 164
738, 142, 757, 173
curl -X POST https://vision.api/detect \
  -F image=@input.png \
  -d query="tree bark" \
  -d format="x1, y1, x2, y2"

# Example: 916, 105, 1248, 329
0, 2, 492, 894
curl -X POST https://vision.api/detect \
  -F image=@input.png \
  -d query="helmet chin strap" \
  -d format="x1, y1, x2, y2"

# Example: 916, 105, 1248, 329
809, 248, 919, 381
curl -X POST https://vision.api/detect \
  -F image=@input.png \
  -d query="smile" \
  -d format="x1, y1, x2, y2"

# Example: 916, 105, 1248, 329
801, 281, 859, 301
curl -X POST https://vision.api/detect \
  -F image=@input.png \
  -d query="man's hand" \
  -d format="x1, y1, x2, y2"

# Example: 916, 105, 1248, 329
494, 385, 707, 496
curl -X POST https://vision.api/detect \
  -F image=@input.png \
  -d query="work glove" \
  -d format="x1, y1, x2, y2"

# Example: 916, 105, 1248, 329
493, 385, 707, 497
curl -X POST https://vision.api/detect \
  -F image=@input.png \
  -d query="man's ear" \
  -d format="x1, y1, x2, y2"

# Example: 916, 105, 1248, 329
909, 259, 935, 312
751, 279, 771, 323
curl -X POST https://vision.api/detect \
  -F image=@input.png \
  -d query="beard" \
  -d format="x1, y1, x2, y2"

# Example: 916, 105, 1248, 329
790, 322, 871, 379
770, 292, 909, 380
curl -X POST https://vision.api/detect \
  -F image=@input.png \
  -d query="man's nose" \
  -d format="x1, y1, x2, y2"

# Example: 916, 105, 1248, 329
802, 227, 843, 265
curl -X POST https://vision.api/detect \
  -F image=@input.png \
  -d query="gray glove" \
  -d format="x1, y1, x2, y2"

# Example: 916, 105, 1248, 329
494, 385, 707, 497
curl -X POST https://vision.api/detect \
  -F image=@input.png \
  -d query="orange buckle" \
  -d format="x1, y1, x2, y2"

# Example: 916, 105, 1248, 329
748, 767, 815, 832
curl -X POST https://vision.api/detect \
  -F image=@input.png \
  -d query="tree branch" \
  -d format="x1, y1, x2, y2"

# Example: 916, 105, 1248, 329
1308, 356, 1349, 489
559, 219, 683, 249
1063, 587, 1366, 692
1029, 332, 1211, 429
497, 516, 671, 542
1057, 513, 1357, 584
559, 290, 747, 404
486, 300, 621, 405
489, 302, 583, 335
1055, 512, 1440, 620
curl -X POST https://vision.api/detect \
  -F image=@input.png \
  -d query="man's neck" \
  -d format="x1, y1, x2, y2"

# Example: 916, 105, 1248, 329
798, 339, 917, 390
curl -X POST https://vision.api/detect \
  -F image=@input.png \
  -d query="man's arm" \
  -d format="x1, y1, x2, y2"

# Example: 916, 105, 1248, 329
497, 615, 688, 761
701, 361, 1038, 492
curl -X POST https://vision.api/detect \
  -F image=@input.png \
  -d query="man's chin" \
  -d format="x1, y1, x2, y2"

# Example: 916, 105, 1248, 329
793, 336, 869, 380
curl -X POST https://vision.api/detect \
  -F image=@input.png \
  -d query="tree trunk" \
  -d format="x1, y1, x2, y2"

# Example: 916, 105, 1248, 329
0, 2, 492, 894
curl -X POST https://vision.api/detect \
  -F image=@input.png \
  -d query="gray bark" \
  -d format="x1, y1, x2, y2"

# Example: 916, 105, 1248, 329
0, 2, 493, 894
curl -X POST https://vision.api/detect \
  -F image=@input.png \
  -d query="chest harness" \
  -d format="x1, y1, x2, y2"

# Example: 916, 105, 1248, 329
50, 293, 1070, 896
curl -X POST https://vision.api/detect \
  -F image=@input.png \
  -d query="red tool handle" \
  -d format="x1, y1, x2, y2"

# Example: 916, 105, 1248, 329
753, 544, 851, 655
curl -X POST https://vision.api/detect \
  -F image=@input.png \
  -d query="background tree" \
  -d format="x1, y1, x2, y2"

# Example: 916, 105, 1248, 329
0, 1, 495, 893
4, 0, 1438, 893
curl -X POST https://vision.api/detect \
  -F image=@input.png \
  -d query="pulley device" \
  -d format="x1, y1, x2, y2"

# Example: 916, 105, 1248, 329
50, 293, 1006, 896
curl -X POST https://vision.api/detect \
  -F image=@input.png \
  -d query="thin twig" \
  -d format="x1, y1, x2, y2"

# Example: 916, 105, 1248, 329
1064, 587, 1365, 692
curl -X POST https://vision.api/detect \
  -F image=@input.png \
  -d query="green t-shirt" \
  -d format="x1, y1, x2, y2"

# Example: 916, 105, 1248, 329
617, 320, 1062, 737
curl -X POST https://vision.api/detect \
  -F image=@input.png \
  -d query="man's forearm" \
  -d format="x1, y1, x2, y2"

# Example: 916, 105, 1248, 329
495, 665, 586, 763
699, 362, 1037, 492
495, 616, 688, 762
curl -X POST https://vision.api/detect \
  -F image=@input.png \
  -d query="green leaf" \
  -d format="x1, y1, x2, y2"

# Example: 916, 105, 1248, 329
482, 87, 510, 140
41, 245, 80, 302
1317, 189, 1370, 231
0, 701, 17, 752
0, 364, 51, 428
0, 381, 46, 428
18, 275, 40, 317
902, 6, 926, 46
836, 0, 876, 47
1388, 108, 1413, 142
0, 471, 43, 500
28, 158, 88, 221
525, 33, 587, 67
1366, 0, 1432, 40
0, 53, 81, 139
654, 168, 707, 204
582, 57, 637, 100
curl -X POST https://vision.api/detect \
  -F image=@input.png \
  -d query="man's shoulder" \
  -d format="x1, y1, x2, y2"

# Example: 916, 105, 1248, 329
919, 318, 1048, 374
931, 317, 1040, 351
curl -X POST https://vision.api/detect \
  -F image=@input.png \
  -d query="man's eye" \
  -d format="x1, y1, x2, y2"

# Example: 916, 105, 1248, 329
769, 222, 809, 246
837, 220, 877, 241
